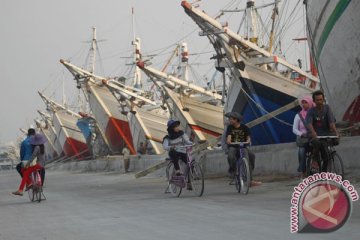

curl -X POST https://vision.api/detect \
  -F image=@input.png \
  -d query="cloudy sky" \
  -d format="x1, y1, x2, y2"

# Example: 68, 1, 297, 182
0, 0, 306, 144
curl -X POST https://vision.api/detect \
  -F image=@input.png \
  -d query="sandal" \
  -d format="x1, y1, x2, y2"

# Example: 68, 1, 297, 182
12, 191, 23, 196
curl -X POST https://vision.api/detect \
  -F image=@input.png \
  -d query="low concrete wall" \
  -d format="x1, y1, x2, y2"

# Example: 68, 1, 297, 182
47, 136, 360, 177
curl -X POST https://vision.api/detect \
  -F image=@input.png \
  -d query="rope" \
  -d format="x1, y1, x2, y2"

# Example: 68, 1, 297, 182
45, 149, 94, 169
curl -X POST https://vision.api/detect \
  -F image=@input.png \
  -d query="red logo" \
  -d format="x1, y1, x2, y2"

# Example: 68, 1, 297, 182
300, 182, 351, 232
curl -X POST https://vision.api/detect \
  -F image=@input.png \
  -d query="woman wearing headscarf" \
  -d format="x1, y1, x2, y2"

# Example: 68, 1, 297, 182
292, 95, 314, 179
163, 120, 193, 175
12, 133, 46, 196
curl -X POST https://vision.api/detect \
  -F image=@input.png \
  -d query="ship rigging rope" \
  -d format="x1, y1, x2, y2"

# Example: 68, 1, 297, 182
137, 0, 241, 61
83, 43, 106, 76
274, 0, 303, 52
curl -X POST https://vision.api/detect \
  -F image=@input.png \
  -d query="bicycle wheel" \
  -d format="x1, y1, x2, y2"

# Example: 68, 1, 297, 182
28, 187, 35, 202
327, 152, 344, 179
305, 153, 312, 177
239, 157, 251, 194
235, 161, 241, 193
189, 162, 204, 197
27, 173, 35, 202
35, 172, 42, 202
235, 174, 241, 193
31, 185, 39, 202
308, 157, 321, 176
167, 162, 182, 197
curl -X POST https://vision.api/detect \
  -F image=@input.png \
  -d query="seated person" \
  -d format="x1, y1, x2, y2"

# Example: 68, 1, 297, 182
12, 134, 46, 196
163, 119, 193, 190
305, 90, 339, 172
16, 128, 36, 177
223, 112, 261, 187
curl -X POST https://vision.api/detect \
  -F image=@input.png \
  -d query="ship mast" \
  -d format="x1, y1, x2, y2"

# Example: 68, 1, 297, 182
132, 7, 142, 89
246, 0, 258, 44
268, 1, 279, 53
89, 26, 97, 74
179, 43, 190, 83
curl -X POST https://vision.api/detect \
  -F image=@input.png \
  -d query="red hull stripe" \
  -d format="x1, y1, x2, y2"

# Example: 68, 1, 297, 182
189, 124, 221, 137
106, 117, 136, 154
343, 95, 360, 122
63, 137, 90, 159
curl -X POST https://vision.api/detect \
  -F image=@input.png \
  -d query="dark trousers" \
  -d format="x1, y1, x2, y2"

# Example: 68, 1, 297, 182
168, 149, 187, 171
227, 146, 255, 173
16, 163, 23, 177
310, 139, 329, 172
16, 162, 45, 186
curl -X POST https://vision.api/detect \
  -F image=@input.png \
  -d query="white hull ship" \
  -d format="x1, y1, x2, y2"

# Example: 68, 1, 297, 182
60, 60, 136, 155
39, 92, 90, 159
164, 87, 224, 141
138, 61, 224, 143
103, 79, 169, 155
38, 110, 64, 157
305, 0, 360, 125
128, 106, 168, 154
34, 118, 59, 159
181, 0, 321, 145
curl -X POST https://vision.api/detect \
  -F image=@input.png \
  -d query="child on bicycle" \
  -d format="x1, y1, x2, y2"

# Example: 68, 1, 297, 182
223, 112, 261, 187
163, 119, 193, 188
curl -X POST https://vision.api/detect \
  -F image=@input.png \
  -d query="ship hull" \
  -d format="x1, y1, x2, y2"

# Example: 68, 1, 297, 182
39, 127, 59, 159
87, 83, 135, 154
45, 120, 64, 157
306, 0, 360, 123
128, 106, 168, 155
53, 110, 89, 158
164, 87, 223, 143
238, 78, 299, 145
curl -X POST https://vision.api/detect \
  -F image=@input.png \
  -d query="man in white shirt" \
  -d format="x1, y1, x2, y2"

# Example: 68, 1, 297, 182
122, 146, 130, 173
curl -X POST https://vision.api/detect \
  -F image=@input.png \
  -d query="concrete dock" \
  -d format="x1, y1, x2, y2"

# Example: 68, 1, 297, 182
47, 136, 360, 179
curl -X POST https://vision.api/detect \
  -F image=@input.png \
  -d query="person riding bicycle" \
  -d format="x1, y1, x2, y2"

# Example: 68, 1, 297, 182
163, 119, 193, 189
224, 112, 261, 187
16, 127, 36, 178
12, 133, 47, 196
305, 90, 339, 172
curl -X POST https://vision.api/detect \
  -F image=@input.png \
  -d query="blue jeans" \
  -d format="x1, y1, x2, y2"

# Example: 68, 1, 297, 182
297, 143, 312, 173
297, 147, 306, 173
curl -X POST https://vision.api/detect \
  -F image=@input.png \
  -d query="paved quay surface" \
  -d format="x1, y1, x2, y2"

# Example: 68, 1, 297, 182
1, 170, 359, 240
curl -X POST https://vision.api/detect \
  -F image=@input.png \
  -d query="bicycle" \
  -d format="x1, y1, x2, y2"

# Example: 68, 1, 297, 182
306, 136, 344, 179
229, 142, 251, 194
165, 145, 204, 197
27, 169, 46, 202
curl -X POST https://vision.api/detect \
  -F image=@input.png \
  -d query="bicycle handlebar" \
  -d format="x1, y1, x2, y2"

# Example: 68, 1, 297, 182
316, 136, 338, 139
229, 142, 250, 147
174, 144, 195, 149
